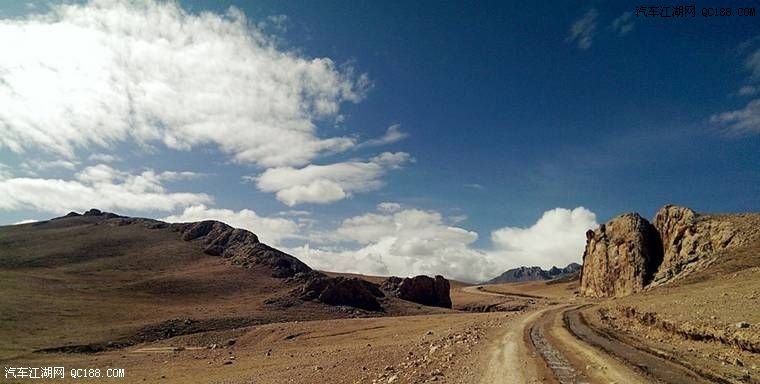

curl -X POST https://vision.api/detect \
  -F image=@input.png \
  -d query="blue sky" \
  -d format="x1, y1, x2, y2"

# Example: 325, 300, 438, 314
0, 1, 758, 281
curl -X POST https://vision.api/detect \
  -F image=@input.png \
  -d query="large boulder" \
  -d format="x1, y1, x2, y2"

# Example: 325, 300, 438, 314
381, 275, 452, 308
580, 213, 663, 298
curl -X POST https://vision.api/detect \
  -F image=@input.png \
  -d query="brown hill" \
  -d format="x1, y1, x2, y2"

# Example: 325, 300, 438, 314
0, 210, 451, 360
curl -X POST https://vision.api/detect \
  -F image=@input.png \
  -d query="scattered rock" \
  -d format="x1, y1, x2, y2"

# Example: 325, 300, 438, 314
735, 321, 750, 329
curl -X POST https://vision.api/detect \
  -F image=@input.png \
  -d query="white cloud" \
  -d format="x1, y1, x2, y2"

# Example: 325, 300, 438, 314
256, 152, 411, 206
277, 210, 311, 217
463, 183, 484, 190
357, 124, 409, 148
0, 164, 211, 214
290, 206, 598, 283
163, 204, 299, 246
21, 159, 78, 171
567, 9, 598, 50
711, 47, 760, 135
88, 153, 120, 163
0, 0, 368, 167
710, 99, 760, 135
489, 207, 598, 269
377, 202, 402, 213
293, 208, 489, 281
0, 163, 12, 180
13, 219, 38, 225
260, 14, 289, 33
610, 11, 634, 36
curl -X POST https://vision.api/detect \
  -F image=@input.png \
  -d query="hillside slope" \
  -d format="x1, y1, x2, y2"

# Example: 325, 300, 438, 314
0, 210, 448, 360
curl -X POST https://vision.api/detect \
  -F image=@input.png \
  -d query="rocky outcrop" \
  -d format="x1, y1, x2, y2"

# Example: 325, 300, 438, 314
581, 205, 760, 297
82, 208, 121, 219
486, 263, 581, 284
298, 274, 384, 311
580, 213, 662, 298
381, 275, 452, 308
651, 205, 743, 283
171, 220, 310, 278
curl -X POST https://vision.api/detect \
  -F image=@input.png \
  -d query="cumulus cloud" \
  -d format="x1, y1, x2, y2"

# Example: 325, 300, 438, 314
0, 164, 211, 214
163, 204, 299, 246
489, 207, 598, 269
291, 205, 598, 283
567, 9, 598, 50
0, 0, 368, 167
292, 207, 489, 281
610, 11, 634, 36
256, 152, 411, 206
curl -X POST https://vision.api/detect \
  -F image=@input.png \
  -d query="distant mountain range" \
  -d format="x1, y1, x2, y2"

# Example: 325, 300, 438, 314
484, 263, 581, 284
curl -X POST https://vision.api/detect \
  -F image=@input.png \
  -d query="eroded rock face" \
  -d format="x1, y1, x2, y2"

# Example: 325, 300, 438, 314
652, 205, 739, 282
381, 275, 452, 308
580, 213, 662, 298
172, 220, 310, 278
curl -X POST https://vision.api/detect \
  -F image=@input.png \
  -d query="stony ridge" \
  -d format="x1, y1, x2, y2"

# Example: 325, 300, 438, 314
170, 220, 311, 278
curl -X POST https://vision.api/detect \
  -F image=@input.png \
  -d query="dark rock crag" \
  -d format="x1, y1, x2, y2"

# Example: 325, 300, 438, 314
297, 274, 385, 311
381, 275, 452, 308
171, 220, 311, 278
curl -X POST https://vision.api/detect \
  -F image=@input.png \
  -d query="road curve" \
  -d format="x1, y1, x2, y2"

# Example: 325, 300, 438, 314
467, 285, 716, 384
479, 306, 554, 384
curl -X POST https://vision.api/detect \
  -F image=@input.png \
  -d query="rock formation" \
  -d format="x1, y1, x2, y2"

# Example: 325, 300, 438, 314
171, 220, 311, 278
298, 274, 385, 311
381, 275, 452, 308
580, 205, 760, 297
580, 213, 662, 298
651, 205, 743, 283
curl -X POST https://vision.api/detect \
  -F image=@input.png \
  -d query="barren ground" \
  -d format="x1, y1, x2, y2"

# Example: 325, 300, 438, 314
2, 216, 759, 383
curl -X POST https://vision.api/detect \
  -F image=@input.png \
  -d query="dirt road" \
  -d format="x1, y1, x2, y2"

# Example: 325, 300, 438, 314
468, 285, 716, 384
